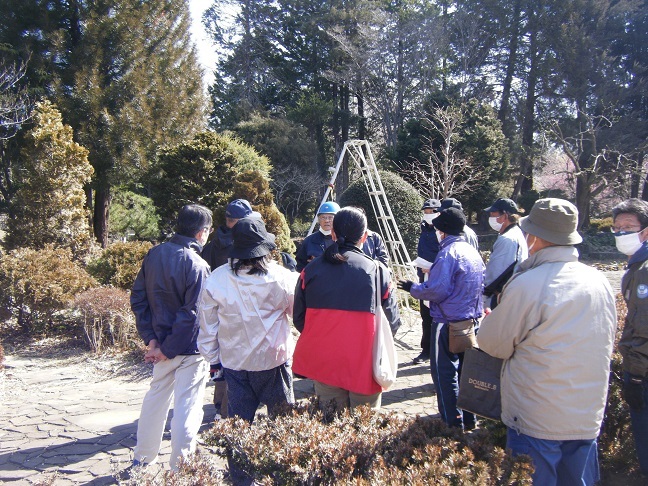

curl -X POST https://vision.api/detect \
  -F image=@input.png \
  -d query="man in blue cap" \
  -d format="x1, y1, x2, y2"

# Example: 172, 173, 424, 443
296, 201, 341, 271
201, 199, 260, 271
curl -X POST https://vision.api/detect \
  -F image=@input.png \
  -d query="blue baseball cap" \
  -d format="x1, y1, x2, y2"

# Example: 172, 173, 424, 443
225, 199, 261, 219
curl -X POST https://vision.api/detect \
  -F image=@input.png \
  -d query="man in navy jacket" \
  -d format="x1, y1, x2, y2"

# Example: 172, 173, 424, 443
129, 204, 212, 472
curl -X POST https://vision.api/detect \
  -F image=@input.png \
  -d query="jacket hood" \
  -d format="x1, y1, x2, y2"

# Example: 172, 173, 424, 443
516, 245, 579, 273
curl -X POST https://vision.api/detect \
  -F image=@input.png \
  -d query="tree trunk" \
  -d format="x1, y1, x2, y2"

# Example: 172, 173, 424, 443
93, 186, 111, 247
498, 0, 522, 141
513, 14, 539, 198
340, 83, 350, 195
575, 173, 591, 230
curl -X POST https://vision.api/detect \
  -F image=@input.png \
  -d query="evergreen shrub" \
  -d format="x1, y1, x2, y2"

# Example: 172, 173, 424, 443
73, 287, 136, 352
340, 170, 422, 259
87, 241, 152, 290
0, 245, 96, 333
202, 401, 533, 485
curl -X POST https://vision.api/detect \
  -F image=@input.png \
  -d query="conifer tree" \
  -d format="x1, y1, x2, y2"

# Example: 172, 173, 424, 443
5, 100, 93, 258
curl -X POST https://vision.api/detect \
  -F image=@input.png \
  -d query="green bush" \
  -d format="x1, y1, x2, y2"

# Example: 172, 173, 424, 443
0, 245, 96, 333
109, 190, 160, 241
340, 170, 422, 259
87, 241, 152, 290
202, 401, 533, 485
73, 287, 137, 353
589, 217, 614, 233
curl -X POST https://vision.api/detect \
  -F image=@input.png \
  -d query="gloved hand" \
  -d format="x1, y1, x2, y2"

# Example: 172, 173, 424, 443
210, 363, 224, 382
622, 376, 645, 410
397, 280, 414, 292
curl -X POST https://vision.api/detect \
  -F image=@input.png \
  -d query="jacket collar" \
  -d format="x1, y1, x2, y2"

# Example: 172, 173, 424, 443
628, 241, 648, 267
170, 233, 203, 253
517, 245, 579, 272
439, 234, 462, 249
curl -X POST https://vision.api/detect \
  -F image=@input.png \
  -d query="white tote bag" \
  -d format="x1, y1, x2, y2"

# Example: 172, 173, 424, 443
372, 264, 398, 389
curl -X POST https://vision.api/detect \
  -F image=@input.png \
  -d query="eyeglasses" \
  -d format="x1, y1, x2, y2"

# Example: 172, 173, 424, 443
610, 226, 642, 236
319, 215, 334, 221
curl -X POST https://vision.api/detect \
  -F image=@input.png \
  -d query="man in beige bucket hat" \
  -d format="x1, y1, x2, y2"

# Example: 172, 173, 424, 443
477, 198, 617, 485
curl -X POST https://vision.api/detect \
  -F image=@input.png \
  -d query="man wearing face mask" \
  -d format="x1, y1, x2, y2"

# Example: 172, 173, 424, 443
398, 207, 484, 430
412, 198, 442, 364
296, 201, 340, 272
477, 198, 616, 485
483, 198, 528, 310
611, 198, 648, 477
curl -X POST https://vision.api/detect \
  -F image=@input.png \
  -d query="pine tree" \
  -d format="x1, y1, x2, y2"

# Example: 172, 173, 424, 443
5, 100, 93, 258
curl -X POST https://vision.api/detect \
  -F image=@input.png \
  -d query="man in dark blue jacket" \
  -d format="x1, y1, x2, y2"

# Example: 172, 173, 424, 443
413, 198, 441, 364
296, 201, 340, 271
129, 204, 212, 472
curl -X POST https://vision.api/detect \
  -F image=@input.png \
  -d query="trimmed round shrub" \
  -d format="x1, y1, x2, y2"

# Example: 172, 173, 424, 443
340, 170, 422, 259
0, 245, 96, 333
87, 241, 152, 290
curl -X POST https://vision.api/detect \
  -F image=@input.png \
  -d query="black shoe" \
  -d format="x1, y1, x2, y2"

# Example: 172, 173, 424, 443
413, 353, 430, 364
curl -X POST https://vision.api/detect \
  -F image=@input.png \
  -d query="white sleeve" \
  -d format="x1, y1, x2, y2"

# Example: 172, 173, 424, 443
197, 283, 221, 365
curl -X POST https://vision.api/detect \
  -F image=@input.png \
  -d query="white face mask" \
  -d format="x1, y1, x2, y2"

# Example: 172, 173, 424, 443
526, 234, 536, 253
319, 228, 331, 236
615, 232, 643, 256
488, 216, 503, 232
422, 213, 438, 225
435, 230, 445, 242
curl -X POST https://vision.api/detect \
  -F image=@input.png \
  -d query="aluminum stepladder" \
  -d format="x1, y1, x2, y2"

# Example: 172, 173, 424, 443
308, 140, 418, 307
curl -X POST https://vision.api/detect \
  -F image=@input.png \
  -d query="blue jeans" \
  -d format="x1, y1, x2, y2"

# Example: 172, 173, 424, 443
430, 321, 475, 429
625, 372, 648, 475
224, 363, 294, 486
506, 428, 599, 485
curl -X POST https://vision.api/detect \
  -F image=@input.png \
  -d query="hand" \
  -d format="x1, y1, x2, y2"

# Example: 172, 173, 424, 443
397, 280, 414, 292
144, 346, 168, 365
210, 363, 224, 382
623, 376, 645, 410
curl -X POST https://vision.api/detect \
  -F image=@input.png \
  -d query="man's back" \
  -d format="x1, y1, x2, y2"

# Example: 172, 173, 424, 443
479, 246, 617, 440
131, 234, 210, 359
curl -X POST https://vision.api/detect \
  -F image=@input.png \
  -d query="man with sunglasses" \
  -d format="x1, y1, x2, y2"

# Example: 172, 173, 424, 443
612, 198, 648, 477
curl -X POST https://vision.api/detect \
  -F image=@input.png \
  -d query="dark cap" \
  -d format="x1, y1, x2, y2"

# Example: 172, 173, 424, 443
229, 217, 276, 259
485, 198, 519, 214
422, 198, 441, 211
432, 208, 466, 236
439, 198, 463, 211
225, 199, 261, 220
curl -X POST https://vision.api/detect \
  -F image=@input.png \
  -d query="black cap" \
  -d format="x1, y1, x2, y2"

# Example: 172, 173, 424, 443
485, 198, 519, 214
229, 217, 276, 259
422, 198, 441, 211
432, 208, 466, 236
439, 198, 463, 211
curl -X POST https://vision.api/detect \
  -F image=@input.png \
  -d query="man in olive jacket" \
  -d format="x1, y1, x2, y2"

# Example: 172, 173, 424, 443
612, 198, 648, 477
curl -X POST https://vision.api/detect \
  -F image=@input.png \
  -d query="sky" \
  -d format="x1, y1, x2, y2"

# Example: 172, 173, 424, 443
188, 0, 218, 85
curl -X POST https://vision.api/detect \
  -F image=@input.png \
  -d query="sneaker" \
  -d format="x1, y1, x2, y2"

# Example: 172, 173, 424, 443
413, 352, 430, 364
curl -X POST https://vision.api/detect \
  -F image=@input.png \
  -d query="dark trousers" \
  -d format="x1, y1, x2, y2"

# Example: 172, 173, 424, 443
224, 363, 294, 485
420, 300, 432, 355
430, 321, 475, 429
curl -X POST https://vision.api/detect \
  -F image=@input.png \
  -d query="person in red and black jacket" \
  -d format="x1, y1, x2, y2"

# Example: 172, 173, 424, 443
293, 206, 401, 410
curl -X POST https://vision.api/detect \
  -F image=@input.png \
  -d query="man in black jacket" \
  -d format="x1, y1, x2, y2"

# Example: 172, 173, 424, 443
129, 204, 212, 472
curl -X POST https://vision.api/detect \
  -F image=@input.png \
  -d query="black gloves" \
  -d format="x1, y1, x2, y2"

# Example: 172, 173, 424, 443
397, 280, 414, 292
623, 376, 645, 410
210, 363, 225, 382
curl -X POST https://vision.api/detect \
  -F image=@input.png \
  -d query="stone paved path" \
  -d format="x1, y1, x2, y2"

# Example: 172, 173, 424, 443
0, 270, 624, 485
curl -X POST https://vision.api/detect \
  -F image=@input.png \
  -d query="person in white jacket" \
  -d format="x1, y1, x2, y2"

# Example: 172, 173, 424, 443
198, 217, 298, 420
477, 198, 617, 486
483, 198, 528, 309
